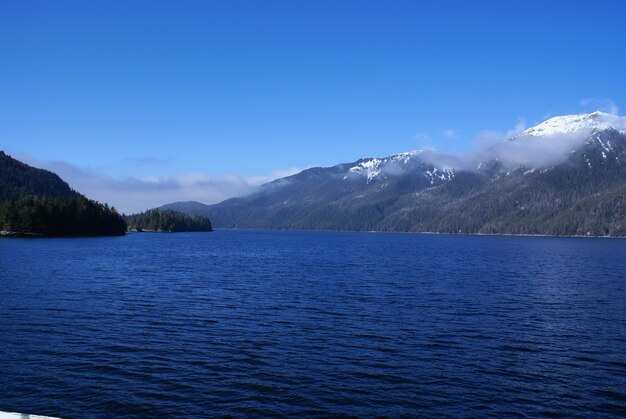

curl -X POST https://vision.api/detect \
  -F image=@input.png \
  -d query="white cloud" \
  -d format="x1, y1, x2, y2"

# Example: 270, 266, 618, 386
472, 118, 526, 145
505, 118, 527, 138
247, 166, 309, 186
441, 128, 459, 139
122, 156, 172, 166
474, 132, 587, 169
580, 97, 619, 115
421, 116, 581, 170
10, 102, 617, 213
411, 132, 434, 152
18, 155, 309, 214
413, 132, 431, 143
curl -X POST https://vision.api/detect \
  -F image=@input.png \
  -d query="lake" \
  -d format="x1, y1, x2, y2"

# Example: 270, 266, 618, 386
1, 231, 625, 417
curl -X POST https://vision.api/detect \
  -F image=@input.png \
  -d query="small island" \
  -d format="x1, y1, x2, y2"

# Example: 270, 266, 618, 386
125, 208, 213, 232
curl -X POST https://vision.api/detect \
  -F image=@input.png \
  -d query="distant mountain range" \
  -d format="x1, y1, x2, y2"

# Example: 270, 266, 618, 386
163, 112, 626, 236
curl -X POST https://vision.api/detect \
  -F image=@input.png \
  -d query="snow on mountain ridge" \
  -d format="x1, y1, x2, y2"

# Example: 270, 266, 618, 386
348, 151, 424, 182
346, 112, 626, 183
346, 150, 457, 184
520, 111, 626, 137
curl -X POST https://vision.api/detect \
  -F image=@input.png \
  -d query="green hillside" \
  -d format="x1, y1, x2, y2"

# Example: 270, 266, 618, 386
0, 151, 126, 237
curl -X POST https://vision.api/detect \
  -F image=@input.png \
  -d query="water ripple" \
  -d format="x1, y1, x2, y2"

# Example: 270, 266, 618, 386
1, 231, 625, 417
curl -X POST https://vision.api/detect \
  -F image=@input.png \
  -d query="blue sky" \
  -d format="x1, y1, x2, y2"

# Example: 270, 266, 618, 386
2, 0, 626, 212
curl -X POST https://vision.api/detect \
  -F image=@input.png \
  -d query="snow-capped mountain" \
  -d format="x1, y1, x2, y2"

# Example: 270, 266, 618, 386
164, 112, 626, 236
347, 151, 423, 183
345, 151, 455, 185
520, 111, 626, 137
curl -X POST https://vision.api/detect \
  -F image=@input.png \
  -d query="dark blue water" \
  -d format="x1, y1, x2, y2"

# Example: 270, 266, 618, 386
1, 231, 625, 417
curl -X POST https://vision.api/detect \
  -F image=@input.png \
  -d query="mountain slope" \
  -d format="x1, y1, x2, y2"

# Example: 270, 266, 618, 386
163, 112, 626, 236
0, 151, 126, 236
0, 151, 78, 203
179, 152, 456, 230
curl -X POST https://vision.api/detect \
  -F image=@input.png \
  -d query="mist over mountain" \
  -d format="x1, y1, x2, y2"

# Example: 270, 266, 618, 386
163, 112, 626, 236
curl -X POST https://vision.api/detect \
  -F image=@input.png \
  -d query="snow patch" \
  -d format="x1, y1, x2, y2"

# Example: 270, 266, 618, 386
520, 111, 626, 137
348, 151, 423, 183
425, 168, 455, 185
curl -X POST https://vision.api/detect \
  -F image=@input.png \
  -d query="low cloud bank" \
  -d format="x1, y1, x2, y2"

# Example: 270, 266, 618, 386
14, 111, 616, 212
383, 127, 591, 176
415, 111, 604, 172
453, 128, 589, 170
23, 158, 305, 214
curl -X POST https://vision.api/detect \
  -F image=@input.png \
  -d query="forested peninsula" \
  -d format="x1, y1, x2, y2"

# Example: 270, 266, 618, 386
0, 151, 126, 237
0, 196, 127, 237
125, 208, 213, 232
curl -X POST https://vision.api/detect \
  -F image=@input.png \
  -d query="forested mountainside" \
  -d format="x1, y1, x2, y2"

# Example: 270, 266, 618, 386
0, 151, 77, 202
164, 112, 626, 237
0, 152, 126, 236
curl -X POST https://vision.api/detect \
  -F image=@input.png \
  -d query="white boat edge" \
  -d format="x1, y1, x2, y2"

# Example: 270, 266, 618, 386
0, 412, 60, 419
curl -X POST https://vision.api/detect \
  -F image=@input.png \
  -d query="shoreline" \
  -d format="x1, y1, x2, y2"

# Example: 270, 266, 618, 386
209, 227, 626, 240
2, 228, 624, 240
0, 230, 126, 238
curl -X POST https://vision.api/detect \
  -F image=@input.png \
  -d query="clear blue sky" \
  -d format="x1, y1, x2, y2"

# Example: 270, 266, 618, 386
2, 0, 626, 211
